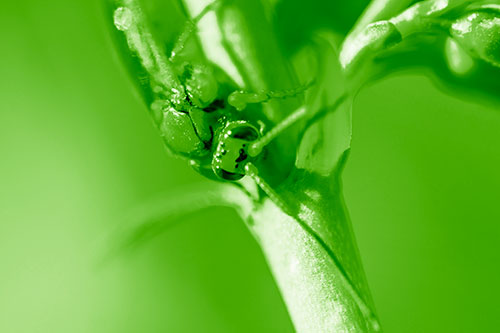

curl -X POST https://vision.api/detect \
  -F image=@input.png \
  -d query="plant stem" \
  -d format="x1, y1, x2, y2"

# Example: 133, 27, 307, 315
109, 0, 382, 330
181, 1, 381, 331
248, 195, 380, 332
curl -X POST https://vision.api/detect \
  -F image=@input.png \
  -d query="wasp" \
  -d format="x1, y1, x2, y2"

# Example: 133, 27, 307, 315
112, 0, 316, 185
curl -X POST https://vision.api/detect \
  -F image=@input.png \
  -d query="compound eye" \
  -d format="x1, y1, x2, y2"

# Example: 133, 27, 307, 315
229, 125, 259, 141
185, 64, 218, 108
212, 122, 260, 181
218, 169, 244, 181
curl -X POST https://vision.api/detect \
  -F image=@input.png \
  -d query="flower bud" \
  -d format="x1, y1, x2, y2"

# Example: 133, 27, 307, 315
450, 11, 500, 68
445, 37, 475, 76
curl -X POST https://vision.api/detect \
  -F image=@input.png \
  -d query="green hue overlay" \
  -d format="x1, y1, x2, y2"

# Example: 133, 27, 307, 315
1, 0, 499, 332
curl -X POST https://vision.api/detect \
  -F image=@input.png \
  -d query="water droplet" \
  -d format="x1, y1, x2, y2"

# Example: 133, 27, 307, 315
114, 7, 133, 31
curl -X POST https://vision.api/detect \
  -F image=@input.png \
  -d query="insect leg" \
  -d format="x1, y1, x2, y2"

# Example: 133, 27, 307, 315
244, 163, 291, 215
247, 93, 348, 158
113, 0, 186, 102
248, 105, 307, 157
227, 81, 314, 111
170, 1, 221, 61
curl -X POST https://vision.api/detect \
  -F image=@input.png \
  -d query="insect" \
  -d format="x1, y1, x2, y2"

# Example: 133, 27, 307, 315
112, 0, 313, 184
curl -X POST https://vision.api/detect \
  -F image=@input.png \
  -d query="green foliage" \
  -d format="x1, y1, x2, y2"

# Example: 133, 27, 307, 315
2, 0, 500, 331
105, 0, 500, 331
335, 1, 500, 106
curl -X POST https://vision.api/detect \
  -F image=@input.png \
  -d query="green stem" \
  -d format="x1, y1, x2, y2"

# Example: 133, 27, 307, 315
108, 0, 382, 330
182, 1, 380, 331
248, 194, 380, 332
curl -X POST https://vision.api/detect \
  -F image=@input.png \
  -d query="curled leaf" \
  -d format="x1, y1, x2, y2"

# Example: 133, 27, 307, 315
340, 20, 402, 70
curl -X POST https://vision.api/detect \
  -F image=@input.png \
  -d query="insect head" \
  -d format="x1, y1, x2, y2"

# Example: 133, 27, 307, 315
212, 121, 261, 181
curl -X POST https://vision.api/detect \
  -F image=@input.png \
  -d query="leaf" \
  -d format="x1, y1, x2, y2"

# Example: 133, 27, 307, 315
338, 0, 500, 104
294, 31, 352, 176
105, 182, 253, 260
351, 0, 415, 31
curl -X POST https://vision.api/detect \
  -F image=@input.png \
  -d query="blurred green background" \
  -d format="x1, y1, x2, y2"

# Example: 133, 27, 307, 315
1, 1, 499, 332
